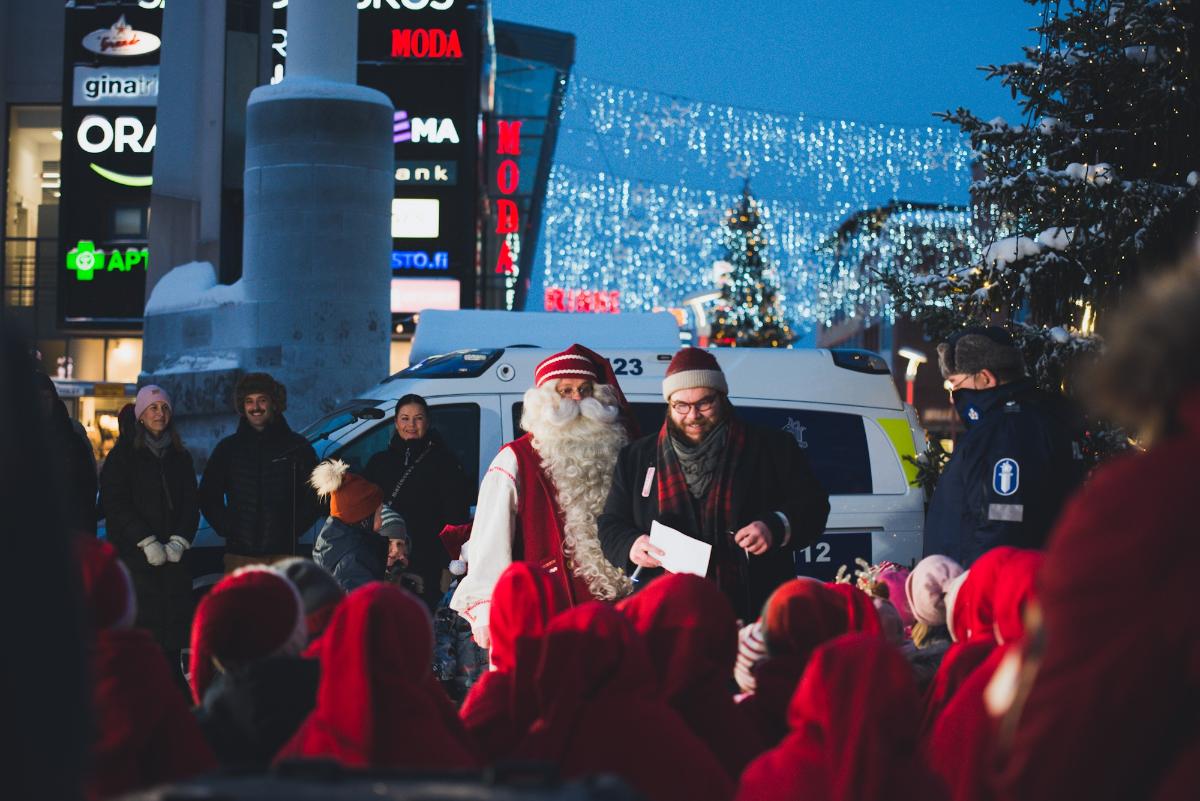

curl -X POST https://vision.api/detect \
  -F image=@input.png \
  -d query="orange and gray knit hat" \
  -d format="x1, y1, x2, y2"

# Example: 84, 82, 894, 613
309, 459, 383, 524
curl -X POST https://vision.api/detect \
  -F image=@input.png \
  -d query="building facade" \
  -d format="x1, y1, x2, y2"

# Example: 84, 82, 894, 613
1, 0, 572, 459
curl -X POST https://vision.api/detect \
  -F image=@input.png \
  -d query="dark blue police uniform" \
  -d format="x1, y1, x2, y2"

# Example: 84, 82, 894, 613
924, 379, 1083, 565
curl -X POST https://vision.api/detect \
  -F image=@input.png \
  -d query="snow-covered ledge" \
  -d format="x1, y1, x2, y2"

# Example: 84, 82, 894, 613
140, 262, 258, 465
139, 1, 392, 466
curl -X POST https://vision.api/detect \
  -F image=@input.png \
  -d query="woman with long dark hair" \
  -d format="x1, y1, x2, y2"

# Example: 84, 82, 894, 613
364, 393, 472, 609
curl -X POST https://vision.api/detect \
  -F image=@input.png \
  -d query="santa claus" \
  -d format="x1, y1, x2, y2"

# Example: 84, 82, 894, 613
450, 344, 636, 648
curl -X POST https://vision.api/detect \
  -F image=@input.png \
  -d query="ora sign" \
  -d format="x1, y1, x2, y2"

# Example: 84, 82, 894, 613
77, 115, 157, 154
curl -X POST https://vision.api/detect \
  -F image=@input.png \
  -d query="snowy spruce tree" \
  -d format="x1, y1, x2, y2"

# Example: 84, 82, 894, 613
885, 0, 1199, 462
709, 184, 795, 347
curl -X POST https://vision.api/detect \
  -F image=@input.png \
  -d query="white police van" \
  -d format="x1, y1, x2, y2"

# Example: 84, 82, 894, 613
300, 346, 927, 579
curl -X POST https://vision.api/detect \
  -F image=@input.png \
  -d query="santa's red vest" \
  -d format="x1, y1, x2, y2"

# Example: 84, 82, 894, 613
508, 434, 594, 606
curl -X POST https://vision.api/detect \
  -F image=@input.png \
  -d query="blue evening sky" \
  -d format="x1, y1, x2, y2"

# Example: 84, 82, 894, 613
491, 0, 1040, 126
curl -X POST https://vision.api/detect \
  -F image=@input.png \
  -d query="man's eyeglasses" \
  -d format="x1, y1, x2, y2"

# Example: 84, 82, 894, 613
670, 394, 719, 416
556, 382, 594, 399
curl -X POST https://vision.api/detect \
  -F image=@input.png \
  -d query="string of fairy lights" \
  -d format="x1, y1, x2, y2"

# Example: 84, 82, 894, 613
532, 75, 978, 331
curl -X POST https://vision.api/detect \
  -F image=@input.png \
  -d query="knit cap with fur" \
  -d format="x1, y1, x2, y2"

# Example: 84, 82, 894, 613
235, 372, 287, 415
937, 326, 1025, 379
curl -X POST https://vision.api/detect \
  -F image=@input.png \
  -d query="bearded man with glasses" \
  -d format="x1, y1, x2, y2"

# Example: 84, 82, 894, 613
599, 348, 830, 620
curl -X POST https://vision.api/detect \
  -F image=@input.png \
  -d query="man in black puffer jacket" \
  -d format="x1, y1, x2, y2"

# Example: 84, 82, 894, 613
199, 373, 320, 572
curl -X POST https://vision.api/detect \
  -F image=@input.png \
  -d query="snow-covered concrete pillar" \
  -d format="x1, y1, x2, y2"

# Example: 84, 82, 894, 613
141, 1, 393, 464
239, 1, 393, 425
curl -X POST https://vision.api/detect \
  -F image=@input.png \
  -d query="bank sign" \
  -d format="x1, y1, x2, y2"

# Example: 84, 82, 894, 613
58, 2, 162, 327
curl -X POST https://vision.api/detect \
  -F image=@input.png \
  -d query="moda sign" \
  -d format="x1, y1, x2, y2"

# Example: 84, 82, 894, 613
391, 28, 462, 58
492, 121, 522, 275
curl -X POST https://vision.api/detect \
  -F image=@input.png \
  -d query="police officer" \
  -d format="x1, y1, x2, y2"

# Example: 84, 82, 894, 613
924, 326, 1082, 565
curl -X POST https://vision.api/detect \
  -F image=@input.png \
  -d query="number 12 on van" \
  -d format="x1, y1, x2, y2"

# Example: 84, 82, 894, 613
794, 532, 871, 581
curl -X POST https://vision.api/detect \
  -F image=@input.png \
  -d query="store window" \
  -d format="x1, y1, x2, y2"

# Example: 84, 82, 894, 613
68, 337, 105, 382
105, 338, 143, 384
4, 106, 61, 308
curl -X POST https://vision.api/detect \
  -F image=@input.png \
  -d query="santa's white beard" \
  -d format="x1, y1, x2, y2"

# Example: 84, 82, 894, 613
521, 383, 633, 600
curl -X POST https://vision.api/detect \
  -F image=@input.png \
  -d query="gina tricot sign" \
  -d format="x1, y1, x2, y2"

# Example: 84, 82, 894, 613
73, 67, 159, 107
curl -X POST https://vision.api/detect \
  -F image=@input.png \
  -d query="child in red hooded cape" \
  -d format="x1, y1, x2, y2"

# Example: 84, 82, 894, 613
925, 549, 1043, 801
619, 573, 766, 778
514, 602, 733, 801
736, 634, 948, 801
825, 582, 883, 635
275, 582, 479, 769
459, 562, 565, 761
920, 546, 1021, 735
77, 537, 215, 799
737, 579, 849, 746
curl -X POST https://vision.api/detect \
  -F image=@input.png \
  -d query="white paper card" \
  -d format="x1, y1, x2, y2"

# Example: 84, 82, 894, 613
649, 520, 712, 577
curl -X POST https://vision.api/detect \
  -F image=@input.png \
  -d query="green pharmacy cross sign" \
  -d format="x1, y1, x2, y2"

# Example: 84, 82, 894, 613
66, 240, 149, 282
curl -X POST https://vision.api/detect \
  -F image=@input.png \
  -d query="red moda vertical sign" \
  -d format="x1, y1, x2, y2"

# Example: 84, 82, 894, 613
493, 120, 520, 275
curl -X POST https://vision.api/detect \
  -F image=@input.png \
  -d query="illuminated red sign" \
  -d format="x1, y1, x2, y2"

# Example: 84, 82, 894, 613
494, 120, 521, 274
544, 288, 621, 314
391, 28, 462, 59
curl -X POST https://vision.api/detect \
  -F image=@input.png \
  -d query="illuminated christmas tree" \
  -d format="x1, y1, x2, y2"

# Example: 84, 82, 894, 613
709, 183, 795, 347
880, 0, 1199, 463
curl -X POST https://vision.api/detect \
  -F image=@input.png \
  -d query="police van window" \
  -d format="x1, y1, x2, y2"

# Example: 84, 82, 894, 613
333, 403, 482, 503
511, 401, 665, 437
427, 403, 482, 504
735, 407, 873, 495
508, 401, 868, 494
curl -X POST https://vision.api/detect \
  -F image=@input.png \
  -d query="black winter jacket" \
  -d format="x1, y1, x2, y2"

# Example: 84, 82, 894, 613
363, 431, 472, 605
194, 656, 319, 771
198, 416, 319, 556
99, 429, 199, 651
923, 380, 1083, 566
599, 418, 831, 621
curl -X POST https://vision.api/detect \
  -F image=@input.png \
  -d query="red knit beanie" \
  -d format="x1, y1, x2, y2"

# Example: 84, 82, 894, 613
188, 566, 307, 704
75, 536, 136, 630
662, 348, 728, 401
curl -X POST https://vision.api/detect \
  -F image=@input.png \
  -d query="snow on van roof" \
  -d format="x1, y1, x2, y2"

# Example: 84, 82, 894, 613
409, 310, 682, 363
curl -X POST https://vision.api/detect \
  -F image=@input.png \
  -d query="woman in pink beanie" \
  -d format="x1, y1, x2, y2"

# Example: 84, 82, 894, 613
99, 383, 199, 688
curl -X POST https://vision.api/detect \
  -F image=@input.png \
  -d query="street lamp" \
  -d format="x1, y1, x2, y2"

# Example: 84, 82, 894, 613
897, 347, 927, 405
682, 289, 723, 347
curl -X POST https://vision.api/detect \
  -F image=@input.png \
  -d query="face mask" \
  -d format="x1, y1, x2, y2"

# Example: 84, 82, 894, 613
953, 387, 995, 429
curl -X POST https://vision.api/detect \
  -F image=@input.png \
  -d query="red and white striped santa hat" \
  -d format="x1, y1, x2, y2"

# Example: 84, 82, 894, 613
534, 344, 603, 387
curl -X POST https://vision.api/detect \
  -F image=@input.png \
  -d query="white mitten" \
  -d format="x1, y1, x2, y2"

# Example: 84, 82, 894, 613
164, 535, 190, 563
138, 536, 167, 567
449, 541, 468, 576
